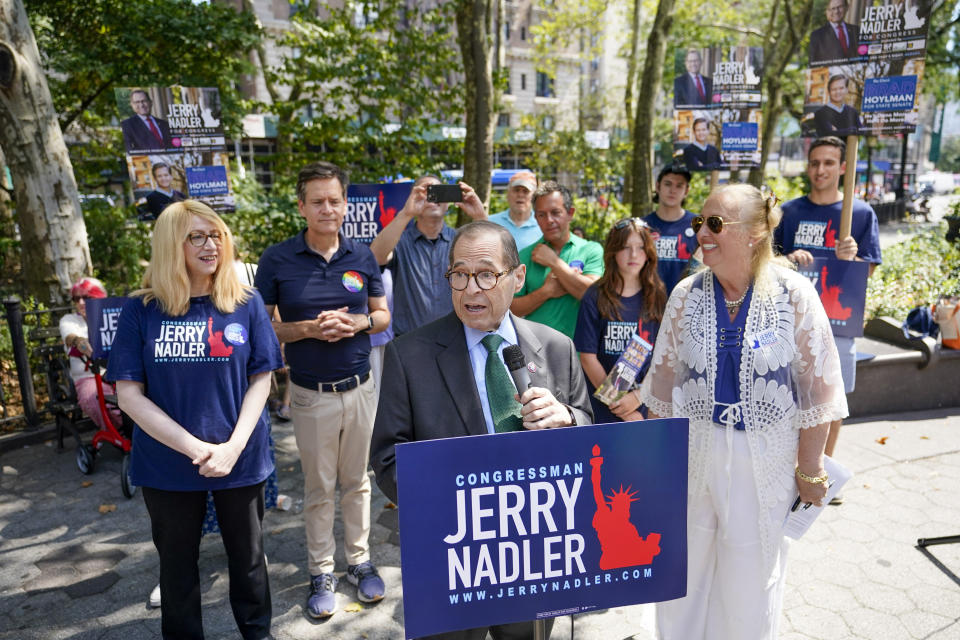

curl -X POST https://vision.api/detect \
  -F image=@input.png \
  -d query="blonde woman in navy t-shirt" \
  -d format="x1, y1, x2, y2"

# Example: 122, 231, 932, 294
574, 218, 666, 423
107, 200, 282, 640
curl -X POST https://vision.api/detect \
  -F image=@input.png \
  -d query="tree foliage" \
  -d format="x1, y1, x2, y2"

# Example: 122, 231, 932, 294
251, 0, 463, 184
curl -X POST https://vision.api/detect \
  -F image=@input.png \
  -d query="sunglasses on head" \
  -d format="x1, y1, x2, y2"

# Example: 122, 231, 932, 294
691, 215, 746, 234
613, 218, 651, 231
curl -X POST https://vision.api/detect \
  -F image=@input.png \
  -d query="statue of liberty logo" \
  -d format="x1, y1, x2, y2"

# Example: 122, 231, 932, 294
590, 444, 662, 570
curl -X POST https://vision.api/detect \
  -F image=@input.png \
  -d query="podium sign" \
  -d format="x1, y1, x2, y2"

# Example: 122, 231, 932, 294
395, 418, 689, 638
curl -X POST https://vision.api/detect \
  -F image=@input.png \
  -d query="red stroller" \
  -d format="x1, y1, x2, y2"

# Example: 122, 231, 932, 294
70, 349, 137, 499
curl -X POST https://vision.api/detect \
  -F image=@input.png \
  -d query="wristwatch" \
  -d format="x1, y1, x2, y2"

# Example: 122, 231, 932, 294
366, 314, 374, 331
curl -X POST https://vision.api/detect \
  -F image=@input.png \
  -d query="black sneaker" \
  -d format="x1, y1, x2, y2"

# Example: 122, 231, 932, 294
346, 561, 385, 603
306, 573, 338, 618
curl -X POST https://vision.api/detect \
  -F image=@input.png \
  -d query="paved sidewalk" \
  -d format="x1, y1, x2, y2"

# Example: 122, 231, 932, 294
1, 408, 958, 639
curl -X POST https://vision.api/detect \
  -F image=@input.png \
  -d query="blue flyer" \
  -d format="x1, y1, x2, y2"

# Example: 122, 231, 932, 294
345, 183, 414, 244
798, 257, 869, 338
85, 296, 130, 360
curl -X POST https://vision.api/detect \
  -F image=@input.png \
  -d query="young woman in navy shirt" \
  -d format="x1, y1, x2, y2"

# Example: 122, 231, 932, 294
574, 218, 667, 423
108, 200, 282, 640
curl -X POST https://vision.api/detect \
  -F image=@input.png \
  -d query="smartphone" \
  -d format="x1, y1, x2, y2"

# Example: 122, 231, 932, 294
426, 184, 463, 203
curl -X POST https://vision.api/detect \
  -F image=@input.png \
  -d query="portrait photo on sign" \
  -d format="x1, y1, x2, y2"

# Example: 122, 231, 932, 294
673, 110, 722, 172
116, 87, 178, 154
809, 0, 865, 65
802, 65, 864, 138
673, 48, 716, 108
128, 155, 188, 221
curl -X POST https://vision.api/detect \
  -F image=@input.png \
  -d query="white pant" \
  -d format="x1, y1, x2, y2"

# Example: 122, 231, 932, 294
657, 428, 791, 640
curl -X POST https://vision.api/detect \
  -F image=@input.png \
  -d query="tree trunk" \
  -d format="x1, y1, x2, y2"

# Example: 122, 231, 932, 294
456, 0, 495, 226
0, 0, 91, 304
622, 0, 643, 204
628, 0, 675, 215
747, 0, 816, 187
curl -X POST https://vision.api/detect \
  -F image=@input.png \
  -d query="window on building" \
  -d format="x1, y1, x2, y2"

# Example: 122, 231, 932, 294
521, 74, 527, 91
536, 72, 555, 98
505, 21, 510, 40
521, 26, 526, 41
498, 113, 511, 127
504, 71, 511, 94
542, 115, 555, 130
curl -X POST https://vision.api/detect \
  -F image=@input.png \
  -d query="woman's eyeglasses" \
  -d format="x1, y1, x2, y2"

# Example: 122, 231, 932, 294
71, 295, 89, 303
614, 218, 651, 231
186, 231, 223, 247
691, 215, 746, 234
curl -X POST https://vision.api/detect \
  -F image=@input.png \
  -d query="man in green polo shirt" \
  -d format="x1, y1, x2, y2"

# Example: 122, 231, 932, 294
511, 180, 603, 339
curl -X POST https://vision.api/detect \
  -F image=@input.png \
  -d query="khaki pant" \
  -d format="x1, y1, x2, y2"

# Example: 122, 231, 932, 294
290, 376, 377, 575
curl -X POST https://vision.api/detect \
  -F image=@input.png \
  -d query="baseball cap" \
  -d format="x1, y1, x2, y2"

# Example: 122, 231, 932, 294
508, 171, 537, 192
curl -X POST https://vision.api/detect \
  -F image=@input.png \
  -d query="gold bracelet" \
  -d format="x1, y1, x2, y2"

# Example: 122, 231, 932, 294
795, 467, 829, 484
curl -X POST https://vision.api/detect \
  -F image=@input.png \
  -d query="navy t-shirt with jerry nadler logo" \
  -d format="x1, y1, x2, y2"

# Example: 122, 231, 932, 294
774, 196, 882, 264
642, 210, 700, 296
105, 291, 283, 491
255, 230, 384, 386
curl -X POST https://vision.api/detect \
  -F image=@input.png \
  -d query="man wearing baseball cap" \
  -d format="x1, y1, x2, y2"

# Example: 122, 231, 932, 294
487, 170, 542, 251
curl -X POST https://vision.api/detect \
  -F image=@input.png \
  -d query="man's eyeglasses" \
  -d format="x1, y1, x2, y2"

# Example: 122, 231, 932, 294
445, 268, 515, 291
614, 218, 651, 231
186, 231, 223, 247
691, 215, 746, 234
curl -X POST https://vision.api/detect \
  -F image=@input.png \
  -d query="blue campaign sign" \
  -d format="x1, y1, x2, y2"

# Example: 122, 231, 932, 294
346, 183, 413, 244
85, 297, 130, 359
185, 165, 230, 197
798, 257, 869, 338
862, 75, 918, 112
395, 419, 689, 638
721, 122, 758, 151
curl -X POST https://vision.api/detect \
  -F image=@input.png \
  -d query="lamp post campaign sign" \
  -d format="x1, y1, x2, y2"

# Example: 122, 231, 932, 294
395, 419, 689, 638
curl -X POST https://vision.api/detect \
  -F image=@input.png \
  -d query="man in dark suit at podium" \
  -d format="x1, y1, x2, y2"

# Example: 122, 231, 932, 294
809, 0, 860, 63
371, 221, 593, 640
674, 49, 713, 106
120, 89, 173, 152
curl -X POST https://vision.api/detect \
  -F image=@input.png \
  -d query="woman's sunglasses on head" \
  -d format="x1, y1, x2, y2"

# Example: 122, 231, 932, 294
614, 218, 651, 231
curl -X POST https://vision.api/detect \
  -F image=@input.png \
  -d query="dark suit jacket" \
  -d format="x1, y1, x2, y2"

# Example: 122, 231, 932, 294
674, 73, 713, 106
121, 115, 173, 152
370, 312, 594, 504
683, 144, 721, 171
809, 22, 860, 63
814, 104, 861, 137
145, 189, 186, 218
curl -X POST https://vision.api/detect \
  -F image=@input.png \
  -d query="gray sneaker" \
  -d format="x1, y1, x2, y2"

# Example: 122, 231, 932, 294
306, 573, 338, 618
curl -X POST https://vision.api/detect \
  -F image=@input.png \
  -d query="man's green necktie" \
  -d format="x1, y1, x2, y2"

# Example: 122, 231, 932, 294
481, 334, 523, 433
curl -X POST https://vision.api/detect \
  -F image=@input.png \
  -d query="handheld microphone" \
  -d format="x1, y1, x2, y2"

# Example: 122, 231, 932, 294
503, 345, 531, 393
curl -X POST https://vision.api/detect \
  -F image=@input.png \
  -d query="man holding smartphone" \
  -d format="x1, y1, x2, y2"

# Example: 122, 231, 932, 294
370, 177, 487, 336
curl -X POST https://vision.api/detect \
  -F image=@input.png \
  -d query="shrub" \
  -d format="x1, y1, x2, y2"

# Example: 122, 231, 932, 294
866, 223, 960, 321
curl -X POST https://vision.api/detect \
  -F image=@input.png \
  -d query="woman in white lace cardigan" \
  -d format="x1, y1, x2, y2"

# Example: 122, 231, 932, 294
641, 184, 848, 640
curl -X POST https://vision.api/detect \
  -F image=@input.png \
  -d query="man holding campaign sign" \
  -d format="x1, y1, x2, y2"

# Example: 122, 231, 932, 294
371, 220, 598, 638
775, 137, 881, 497
643, 184, 849, 639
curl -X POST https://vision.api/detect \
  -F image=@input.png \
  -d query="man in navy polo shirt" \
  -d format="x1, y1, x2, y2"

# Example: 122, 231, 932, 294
775, 136, 881, 503
255, 161, 390, 618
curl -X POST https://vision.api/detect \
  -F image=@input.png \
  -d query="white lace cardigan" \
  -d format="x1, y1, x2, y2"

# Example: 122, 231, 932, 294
640, 264, 849, 567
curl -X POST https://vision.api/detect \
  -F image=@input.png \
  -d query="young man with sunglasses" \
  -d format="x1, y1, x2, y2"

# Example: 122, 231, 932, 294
774, 136, 881, 501
643, 165, 700, 295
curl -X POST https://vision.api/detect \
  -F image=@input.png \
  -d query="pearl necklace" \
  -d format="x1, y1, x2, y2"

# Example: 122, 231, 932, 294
724, 289, 748, 310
